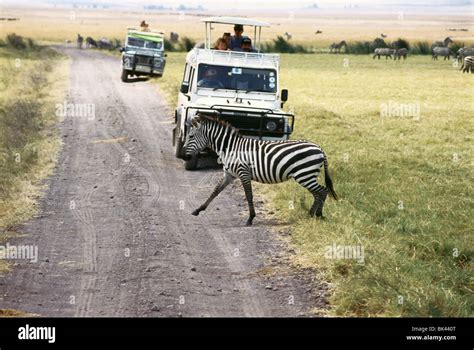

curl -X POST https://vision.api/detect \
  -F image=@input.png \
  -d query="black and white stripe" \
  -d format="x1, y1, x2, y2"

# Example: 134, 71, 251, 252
432, 46, 454, 60
461, 56, 474, 73
373, 48, 396, 59
184, 116, 338, 225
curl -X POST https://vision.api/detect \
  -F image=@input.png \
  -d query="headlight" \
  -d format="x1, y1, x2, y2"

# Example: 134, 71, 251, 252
266, 121, 277, 131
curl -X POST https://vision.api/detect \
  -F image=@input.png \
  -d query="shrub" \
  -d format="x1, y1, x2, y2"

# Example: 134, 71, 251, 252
262, 36, 310, 53
411, 41, 431, 55
6, 33, 27, 50
178, 37, 196, 52
392, 38, 410, 50
346, 41, 373, 54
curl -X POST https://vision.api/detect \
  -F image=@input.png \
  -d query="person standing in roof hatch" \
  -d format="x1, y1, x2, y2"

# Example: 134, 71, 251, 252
230, 24, 248, 51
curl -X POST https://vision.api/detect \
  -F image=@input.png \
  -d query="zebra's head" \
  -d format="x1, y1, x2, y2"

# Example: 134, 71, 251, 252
183, 116, 210, 160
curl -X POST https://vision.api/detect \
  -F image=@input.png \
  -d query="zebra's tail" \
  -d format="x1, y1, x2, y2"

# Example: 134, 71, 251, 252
323, 152, 338, 200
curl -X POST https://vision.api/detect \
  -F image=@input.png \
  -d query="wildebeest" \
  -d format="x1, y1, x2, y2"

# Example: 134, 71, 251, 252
373, 48, 396, 59
77, 34, 83, 49
394, 48, 408, 60
86, 37, 97, 48
329, 40, 346, 53
432, 46, 454, 60
98, 37, 113, 50
460, 56, 474, 73
315, 30, 323, 35
170, 31, 179, 43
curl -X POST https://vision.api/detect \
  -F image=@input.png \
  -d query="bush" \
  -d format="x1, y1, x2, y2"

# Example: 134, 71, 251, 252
4, 33, 37, 50
346, 41, 373, 54
411, 41, 431, 55
262, 36, 310, 53
164, 38, 176, 52
392, 38, 410, 50
373, 38, 388, 48
6, 33, 27, 50
178, 37, 196, 52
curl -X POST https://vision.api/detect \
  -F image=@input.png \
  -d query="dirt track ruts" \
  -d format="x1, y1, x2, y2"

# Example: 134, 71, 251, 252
0, 47, 327, 317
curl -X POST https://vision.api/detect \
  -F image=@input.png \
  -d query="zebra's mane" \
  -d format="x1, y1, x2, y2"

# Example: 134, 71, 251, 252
197, 115, 240, 135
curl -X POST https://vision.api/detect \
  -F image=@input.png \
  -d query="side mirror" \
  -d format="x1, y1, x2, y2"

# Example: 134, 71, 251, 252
180, 82, 189, 94
164, 53, 168, 58
281, 89, 288, 102
119, 47, 124, 53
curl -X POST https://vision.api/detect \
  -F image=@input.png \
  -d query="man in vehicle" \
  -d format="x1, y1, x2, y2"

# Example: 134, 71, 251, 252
241, 37, 256, 52
230, 24, 248, 51
197, 68, 224, 88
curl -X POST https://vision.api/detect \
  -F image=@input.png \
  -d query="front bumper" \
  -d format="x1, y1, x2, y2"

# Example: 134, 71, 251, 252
123, 54, 166, 75
184, 105, 295, 140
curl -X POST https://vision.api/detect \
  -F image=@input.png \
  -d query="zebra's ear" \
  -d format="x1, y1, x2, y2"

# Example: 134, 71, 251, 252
195, 113, 214, 122
191, 114, 205, 127
191, 117, 200, 127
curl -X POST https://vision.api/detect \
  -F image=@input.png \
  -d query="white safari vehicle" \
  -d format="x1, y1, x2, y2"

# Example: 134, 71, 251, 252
172, 17, 294, 170
120, 28, 166, 82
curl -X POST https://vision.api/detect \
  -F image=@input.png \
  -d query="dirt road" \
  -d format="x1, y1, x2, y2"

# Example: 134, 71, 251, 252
0, 47, 327, 316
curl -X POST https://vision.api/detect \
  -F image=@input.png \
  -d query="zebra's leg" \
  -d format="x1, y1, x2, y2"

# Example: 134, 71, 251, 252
238, 170, 256, 226
310, 184, 329, 218
192, 172, 234, 216
295, 178, 329, 218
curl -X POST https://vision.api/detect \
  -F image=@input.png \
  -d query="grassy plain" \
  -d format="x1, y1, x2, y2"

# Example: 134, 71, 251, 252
158, 52, 473, 316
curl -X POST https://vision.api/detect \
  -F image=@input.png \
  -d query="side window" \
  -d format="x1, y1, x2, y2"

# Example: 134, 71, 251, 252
182, 63, 191, 84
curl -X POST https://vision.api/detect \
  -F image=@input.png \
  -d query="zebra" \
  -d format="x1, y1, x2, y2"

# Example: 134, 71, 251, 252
329, 40, 347, 54
460, 56, 474, 73
456, 47, 474, 63
432, 46, 454, 60
284, 32, 292, 40
394, 48, 408, 60
431, 36, 453, 49
373, 48, 396, 59
183, 116, 338, 226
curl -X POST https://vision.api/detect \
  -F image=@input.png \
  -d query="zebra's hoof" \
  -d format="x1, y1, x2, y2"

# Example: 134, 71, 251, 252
191, 209, 200, 216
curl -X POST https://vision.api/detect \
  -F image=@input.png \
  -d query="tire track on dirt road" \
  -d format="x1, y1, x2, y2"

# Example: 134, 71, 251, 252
0, 46, 328, 317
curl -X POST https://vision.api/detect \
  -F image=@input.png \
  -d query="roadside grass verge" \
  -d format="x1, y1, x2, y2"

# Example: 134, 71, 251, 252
0, 36, 69, 271
157, 52, 473, 316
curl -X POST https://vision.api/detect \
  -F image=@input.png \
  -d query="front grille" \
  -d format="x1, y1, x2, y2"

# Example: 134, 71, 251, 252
219, 113, 287, 138
136, 55, 153, 65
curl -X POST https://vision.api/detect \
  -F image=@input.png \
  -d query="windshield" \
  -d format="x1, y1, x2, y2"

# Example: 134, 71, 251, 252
197, 64, 277, 93
127, 36, 163, 50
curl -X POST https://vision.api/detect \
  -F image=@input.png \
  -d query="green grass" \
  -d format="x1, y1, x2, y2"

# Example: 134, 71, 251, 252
159, 52, 473, 317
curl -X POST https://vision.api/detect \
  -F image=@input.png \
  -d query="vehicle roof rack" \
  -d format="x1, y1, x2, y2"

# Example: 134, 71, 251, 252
200, 16, 270, 52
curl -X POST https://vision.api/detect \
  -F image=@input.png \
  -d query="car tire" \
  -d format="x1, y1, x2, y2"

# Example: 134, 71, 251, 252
175, 133, 184, 159
121, 69, 129, 82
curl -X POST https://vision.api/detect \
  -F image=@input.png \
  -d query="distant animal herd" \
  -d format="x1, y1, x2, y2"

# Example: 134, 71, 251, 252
74, 30, 473, 74
328, 35, 473, 73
